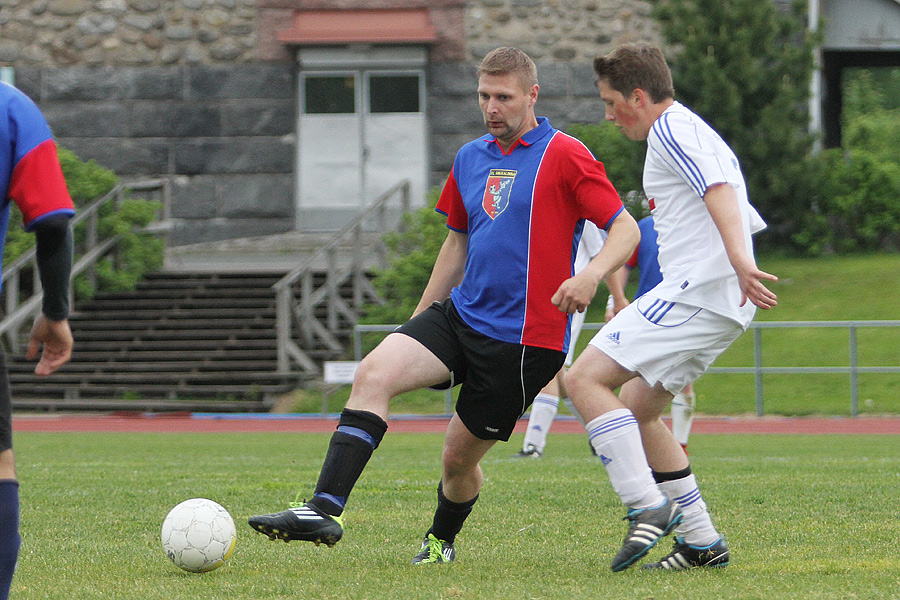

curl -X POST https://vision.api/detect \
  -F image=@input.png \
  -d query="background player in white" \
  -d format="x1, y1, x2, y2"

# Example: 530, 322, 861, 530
563, 43, 777, 572
514, 221, 609, 458
606, 215, 695, 453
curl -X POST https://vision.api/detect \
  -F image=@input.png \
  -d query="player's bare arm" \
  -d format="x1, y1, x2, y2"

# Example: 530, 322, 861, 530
411, 229, 467, 317
705, 183, 778, 309
552, 211, 639, 314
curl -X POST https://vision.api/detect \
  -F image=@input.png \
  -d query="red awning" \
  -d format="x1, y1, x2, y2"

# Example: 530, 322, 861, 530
277, 9, 438, 45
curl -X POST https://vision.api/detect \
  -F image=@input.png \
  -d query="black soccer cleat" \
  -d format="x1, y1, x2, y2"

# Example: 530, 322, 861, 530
642, 535, 730, 570
512, 444, 542, 458
248, 502, 344, 547
411, 532, 456, 565
610, 497, 683, 572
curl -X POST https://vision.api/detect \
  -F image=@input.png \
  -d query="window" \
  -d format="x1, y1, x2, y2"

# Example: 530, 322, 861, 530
305, 75, 355, 114
369, 75, 420, 113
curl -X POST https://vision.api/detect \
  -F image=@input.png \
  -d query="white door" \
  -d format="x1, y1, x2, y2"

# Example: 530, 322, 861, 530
297, 67, 427, 230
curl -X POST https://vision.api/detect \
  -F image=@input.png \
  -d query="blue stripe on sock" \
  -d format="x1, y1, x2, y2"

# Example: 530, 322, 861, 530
533, 396, 559, 408
588, 415, 638, 442
313, 492, 347, 509
337, 425, 377, 448
675, 487, 702, 507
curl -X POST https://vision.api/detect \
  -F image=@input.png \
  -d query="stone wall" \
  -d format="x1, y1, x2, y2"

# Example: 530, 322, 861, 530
0, 0, 660, 243
13, 62, 297, 245
464, 0, 657, 63
0, 0, 260, 66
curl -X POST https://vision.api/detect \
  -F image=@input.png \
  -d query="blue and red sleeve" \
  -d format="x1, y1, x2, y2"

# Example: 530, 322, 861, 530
435, 168, 468, 233
5, 90, 74, 229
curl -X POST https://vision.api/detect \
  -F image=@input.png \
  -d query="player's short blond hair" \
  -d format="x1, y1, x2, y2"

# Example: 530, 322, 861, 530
593, 43, 674, 103
478, 47, 538, 91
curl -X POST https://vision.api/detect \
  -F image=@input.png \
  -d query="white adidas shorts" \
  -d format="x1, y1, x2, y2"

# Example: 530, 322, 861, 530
587, 294, 744, 395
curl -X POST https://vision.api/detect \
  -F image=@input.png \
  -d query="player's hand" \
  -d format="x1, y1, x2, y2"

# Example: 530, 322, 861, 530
552, 273, 599, 314
733, 257, 778, 309
26, 314, 73, 376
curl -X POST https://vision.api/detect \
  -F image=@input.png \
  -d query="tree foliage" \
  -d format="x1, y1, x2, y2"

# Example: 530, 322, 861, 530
650, 0, 820, 247
797, 70, 900, 253
567, 122, 651, 219
359, 187, 447, 326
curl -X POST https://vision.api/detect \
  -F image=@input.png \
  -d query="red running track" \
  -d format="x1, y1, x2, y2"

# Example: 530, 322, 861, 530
11, 413, 900, 434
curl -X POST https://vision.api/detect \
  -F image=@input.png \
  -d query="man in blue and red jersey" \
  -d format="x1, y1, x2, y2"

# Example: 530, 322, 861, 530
249, 47, 639, 564
0, 81, 76, 600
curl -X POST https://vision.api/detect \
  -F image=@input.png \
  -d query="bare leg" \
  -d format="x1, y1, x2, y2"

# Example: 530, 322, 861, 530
0, 450, 14, 480
619, 378, 688, 473
346, 332, 452, 419
564, 345, 633, 422
440, 415, 497, 502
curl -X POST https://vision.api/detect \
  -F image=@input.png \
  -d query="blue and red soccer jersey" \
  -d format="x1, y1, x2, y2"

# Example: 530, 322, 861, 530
0, 82, 75, 268
436, 117, 624, 353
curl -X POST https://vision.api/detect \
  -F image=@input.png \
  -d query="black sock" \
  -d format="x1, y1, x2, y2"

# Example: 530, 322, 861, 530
307, 409, 387, 517
652, 465, 692, 484
429, 481, 478, 544
0, 480, 20, 599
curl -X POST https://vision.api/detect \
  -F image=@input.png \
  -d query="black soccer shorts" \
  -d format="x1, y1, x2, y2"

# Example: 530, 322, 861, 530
396, 298, 565, 441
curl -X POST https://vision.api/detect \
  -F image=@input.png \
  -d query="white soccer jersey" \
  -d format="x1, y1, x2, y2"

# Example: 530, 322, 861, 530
642, 101, 766, 327
573, 219, 607, 274
566, 220, 607, 364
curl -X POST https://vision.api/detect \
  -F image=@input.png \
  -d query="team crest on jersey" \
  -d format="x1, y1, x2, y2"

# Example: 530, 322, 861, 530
482, 169, 516, 219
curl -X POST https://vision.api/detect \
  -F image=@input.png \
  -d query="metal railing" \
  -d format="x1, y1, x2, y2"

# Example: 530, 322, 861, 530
353, 320, 900, 418
703, 320, 900, 417
274, 180, 412, 375
0, 178, 170, 350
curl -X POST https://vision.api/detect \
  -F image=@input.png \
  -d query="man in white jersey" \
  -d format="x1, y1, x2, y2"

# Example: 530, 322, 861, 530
514, 221, 608, 458
563, 43, 777, 572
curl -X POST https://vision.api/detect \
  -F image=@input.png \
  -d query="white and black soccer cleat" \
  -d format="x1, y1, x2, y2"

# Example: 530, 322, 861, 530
248, 502, 344, 547
610, 496, 683, 572
642, 535, 730, 570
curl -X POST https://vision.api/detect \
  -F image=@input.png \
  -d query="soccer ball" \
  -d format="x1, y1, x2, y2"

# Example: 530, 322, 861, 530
161, 498, 236, 573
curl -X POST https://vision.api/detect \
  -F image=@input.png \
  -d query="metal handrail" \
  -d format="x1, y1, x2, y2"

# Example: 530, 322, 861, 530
354, 320, 900, 418
274, 180, 412, 374
0, 178, 169, 349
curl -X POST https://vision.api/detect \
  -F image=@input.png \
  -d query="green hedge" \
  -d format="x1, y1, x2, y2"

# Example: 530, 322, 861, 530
3, 146, 163, 301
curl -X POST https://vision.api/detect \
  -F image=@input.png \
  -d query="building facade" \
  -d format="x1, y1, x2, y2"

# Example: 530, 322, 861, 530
0, 0, 659, 244
1, 0, 897, 244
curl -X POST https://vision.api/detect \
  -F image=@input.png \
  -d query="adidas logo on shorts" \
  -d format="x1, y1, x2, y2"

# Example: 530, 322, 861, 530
605, 331, 621, 344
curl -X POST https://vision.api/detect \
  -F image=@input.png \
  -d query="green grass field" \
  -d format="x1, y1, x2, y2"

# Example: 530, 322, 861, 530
291, 253, 900, 417
11, 431, 900, 599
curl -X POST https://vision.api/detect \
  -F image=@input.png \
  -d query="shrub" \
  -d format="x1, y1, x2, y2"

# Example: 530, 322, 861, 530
359, 187, 446, 327
3, 146, 163, 301
798, 148, 900, 254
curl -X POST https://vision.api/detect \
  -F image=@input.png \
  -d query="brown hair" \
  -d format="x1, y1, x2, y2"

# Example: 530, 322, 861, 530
593, 43, 674, 103
478, 47, 538, 90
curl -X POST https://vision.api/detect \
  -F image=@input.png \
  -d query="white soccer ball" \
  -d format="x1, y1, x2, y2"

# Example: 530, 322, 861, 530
161, 498, 236, 573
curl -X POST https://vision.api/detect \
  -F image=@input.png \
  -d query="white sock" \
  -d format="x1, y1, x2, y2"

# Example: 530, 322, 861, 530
586, 409, 664, 509
562, 397, 588, 427
671, 391, 696, 447
523, 393, 558, 452
657, 474, 720, 546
